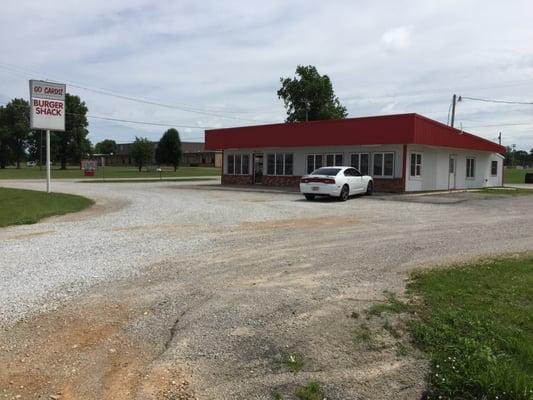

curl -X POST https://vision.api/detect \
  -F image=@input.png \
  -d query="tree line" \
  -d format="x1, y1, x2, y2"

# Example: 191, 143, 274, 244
0, 95, 182, 171
0, 95, 90, 169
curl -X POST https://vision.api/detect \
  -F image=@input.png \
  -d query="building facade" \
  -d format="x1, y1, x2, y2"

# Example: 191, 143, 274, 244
205, 114, 505, 193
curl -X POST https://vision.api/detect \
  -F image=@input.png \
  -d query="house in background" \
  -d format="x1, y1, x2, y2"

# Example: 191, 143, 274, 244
108, 141, 222, 168
205, 113, 505, 193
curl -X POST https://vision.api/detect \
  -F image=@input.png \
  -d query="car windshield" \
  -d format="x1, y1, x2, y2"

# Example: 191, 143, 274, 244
311, 168, 341, 176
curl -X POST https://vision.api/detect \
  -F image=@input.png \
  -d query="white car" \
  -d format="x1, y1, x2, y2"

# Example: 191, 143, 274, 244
300, 166, 373, 201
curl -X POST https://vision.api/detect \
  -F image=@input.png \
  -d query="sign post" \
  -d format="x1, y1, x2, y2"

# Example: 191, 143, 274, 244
29, 80, 66, 193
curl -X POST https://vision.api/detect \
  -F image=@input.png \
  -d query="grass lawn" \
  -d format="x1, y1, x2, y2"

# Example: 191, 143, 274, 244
504, 167, 533, 184
408, 257, 533, 400
79, 177, 218, 183
0, 165, 221, 180
0, 187, 94, 227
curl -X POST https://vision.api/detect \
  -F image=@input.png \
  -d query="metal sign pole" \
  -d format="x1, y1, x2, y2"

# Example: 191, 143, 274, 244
46, 129, 51, 193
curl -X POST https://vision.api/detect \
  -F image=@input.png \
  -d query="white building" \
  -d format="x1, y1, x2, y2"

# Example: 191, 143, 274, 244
205, 113, 505, 193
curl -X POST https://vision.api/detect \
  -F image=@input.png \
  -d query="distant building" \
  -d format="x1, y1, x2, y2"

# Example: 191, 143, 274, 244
108, 141, 222, 168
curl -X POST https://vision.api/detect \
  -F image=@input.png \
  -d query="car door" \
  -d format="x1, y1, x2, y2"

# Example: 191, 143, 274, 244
344, 168, 362, 193
351, 168, 364, 193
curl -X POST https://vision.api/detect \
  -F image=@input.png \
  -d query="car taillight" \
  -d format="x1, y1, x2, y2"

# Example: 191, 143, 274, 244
321, 178, 336, 184
301, 177, 336, 184
300, 178, 310, 183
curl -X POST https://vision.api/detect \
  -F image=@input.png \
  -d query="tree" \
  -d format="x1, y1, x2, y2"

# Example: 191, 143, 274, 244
52, 93, 90, 169
277, 65, 348, 123
131, 137, 154, 172
155, 128, 182, 171
95, 139, 118, 155
1, 99, 30, 168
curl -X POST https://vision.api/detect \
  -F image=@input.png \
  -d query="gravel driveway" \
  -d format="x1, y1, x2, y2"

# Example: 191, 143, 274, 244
1, 180, 532, 400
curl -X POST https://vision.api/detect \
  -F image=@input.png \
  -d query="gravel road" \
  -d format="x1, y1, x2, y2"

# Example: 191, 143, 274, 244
1, 180, 532, 400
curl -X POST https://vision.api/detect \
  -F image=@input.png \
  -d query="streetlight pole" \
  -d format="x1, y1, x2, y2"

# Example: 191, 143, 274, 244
46, 129, 51, 193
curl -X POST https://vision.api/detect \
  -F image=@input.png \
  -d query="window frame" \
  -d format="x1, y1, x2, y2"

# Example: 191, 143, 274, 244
466, 157, 476, 179
266, 153, 294, 176
490, 160, 498, 176
226, 153, 250, 175
410, 153, 422, 179
372, 152, 395, 178
349, 153, 370, 176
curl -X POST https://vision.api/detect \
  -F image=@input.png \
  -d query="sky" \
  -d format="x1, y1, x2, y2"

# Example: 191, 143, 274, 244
0, 0, 532, 150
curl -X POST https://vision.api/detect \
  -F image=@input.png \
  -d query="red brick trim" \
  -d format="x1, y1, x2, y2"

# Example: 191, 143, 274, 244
262, 175, 301, 187
221, 175, 254, 185
372, 178, 404, 193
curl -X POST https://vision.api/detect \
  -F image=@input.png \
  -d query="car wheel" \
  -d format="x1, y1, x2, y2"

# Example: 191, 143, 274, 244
366, 181, 373, 195
339, 185, 349, 201
304, 194, 315, 201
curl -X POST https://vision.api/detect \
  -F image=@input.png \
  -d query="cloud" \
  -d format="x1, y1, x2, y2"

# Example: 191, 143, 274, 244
381, 26, 412, 52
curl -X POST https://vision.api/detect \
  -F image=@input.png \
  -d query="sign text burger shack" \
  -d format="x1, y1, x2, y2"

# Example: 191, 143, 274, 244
29, 80, 66, 131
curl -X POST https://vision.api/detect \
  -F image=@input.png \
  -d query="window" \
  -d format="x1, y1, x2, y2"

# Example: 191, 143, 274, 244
373, 152, 394, 177
266, 153, 293, 176
344, 168, 360, 177
491, 160, 498, 176
466, 158, 476, 178
306, 154, 324, 173
350, 153, 369, 175
410, 153, 422, 177
227, 154, 250, 175
325, 153, 343, 167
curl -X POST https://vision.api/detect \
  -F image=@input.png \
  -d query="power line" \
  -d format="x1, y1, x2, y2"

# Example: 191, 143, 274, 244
461, 96, 533, 106
0, 62, 278, 121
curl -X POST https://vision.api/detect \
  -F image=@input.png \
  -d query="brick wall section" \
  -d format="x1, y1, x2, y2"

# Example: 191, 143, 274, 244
221, 175, 254, 185
262, 175, 301, 187
373, 178, 404, 193
222, 175, 405, 193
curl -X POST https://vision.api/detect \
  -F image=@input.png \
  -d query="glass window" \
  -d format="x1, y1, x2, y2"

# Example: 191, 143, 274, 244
315, 154, 323, 169
410, 153, 422, 177
275, 154, 283, 175
242, 154, 249, 175
267, 154, 275, 175
284, 154, 293, 175
335, 154, 343, 166
350, 154, 359, 169
466, 158, 475, 178
491, 160, 498, 176
373, 153, 383, 176
449, 158, 455, 173
312, 168, 341, 176
234, 155, 241, 174
307, 155, 314, 174
384, 153, 394, 176
360, 153, 369, 175
326, 154, 334, 166
227, 155, 234, 175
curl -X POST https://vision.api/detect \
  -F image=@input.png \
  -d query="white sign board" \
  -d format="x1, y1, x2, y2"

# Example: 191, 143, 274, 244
29, 80, 66, 131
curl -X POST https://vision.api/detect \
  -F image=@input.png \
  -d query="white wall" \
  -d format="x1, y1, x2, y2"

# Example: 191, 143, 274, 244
224, 145, 404, 178
406, 145, 503, 191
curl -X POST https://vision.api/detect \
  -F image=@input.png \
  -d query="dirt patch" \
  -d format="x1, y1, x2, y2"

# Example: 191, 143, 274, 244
242, 216, 358, 230
46, 196, 129, 223
6, 229, 56, 240
0, 285, 195, 400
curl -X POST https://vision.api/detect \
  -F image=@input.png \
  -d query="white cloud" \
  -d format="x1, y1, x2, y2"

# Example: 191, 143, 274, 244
381, 26, 412, 52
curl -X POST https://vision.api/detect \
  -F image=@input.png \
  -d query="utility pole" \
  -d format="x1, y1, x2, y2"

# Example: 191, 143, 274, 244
498, 132, 501, 145
450, 94, 457, 128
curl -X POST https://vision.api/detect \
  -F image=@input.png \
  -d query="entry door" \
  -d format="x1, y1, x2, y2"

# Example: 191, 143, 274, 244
448, 155, 456, 190
253, 154, 264, 184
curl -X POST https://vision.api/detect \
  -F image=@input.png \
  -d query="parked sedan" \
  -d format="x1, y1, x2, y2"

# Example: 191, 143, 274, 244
300, 166, 373, 201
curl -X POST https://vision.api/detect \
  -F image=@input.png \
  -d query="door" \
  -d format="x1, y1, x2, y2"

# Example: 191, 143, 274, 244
344, 168, 364, 193
253, 153, 263, 184
448, 155, 456, 190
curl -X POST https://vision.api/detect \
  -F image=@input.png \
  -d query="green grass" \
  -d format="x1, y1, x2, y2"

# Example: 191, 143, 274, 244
504, 167, 533, 184
284, 353, 304, 372
0, 165, 221, 180
0, 187, 94, 227
366, 291, 412, 316
78, 177, 218, 183
352, 324, 372, 344
408, 257, 533, 400
481, 187, 533, 195
295, 381, 323, 400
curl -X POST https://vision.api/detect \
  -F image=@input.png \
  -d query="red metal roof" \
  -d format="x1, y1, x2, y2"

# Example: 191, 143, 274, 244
205, 113, 506, 154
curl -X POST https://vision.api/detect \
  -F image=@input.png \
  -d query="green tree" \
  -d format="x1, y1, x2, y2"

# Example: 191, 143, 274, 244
277, 65, 348, 123
0, 106, 11, 169
155, 128, 182, 171
1, 99, 30, 168
52, 93, 90, 169
131, 137, 154, 172
95, 139, 118, 155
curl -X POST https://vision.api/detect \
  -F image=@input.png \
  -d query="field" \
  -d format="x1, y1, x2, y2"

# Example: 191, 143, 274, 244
0, 165, 221, 180
409, 257, 533, 400
504, 167, 533, 184
0, 187, 94, 227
